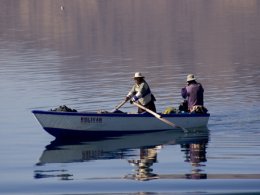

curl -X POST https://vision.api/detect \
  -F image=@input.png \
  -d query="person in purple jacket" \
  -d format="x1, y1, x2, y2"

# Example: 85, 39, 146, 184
181, 74, 204, 112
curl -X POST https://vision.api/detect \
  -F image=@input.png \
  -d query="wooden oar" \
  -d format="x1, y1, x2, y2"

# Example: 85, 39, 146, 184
132, 102, 187, 131
112, 100, 127, 112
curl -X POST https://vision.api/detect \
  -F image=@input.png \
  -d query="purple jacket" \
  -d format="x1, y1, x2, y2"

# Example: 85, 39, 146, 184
181, 83, 204, 110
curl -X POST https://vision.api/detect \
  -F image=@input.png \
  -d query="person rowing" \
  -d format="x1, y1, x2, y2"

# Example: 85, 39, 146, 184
125, 72, 156, 113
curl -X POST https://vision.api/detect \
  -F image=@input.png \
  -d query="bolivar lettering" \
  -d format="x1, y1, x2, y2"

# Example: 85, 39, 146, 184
81, 117, 102, 123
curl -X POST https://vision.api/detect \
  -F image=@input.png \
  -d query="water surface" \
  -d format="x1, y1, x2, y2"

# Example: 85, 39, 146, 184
0, 0, 260, 194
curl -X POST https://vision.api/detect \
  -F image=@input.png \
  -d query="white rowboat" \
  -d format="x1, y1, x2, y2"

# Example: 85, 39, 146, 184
32, 110, 210, 139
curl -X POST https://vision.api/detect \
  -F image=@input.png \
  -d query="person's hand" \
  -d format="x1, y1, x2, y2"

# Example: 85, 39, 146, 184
130, 96, 138, 104
125, 96, 131, 102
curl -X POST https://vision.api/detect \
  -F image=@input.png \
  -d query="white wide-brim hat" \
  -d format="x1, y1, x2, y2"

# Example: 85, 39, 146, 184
133, 72, 145, 78
187, 74, 196, 82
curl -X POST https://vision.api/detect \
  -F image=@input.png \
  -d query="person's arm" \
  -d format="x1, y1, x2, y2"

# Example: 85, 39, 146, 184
134, 82, 145, 99
129, 82, 146, 102
126, 85, 136, 101
181, 87, 188, 99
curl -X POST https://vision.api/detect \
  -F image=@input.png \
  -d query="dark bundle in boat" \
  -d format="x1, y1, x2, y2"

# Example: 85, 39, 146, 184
50, 105, 77, 112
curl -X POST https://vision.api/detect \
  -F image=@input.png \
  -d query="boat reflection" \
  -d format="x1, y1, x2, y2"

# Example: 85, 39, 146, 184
35, 128, 209, 181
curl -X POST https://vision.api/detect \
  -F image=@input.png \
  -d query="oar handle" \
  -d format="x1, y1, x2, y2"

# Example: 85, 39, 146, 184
115, 100, 127, 110
132, 102, 187, 131
134, 103, 161, 118
132, 102, 160, 117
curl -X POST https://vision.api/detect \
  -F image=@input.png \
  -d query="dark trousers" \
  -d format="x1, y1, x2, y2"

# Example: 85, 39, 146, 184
138, 101, 156, 113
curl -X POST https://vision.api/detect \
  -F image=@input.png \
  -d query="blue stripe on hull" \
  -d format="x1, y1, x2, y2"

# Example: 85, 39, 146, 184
32, 110, 210, 118
44, 127, 169, 141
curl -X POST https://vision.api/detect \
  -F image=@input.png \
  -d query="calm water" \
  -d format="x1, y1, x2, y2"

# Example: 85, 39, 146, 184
1, 0, 260, 194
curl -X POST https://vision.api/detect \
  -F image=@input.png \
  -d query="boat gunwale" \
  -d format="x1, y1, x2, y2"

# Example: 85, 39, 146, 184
32, 110, 210, 118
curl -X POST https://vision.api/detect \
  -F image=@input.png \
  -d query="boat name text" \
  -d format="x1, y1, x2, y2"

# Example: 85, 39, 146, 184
81, 117, 102, 123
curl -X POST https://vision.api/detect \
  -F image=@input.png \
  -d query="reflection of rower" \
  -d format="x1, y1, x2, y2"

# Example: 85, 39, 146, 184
181, 142, 207, 179
126, 146, 161, 181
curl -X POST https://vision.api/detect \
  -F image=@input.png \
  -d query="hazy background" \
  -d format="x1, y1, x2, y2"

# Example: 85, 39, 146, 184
0, 0, 260, 194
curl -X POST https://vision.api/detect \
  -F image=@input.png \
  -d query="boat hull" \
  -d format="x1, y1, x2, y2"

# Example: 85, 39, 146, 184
32, 110, 210, 138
